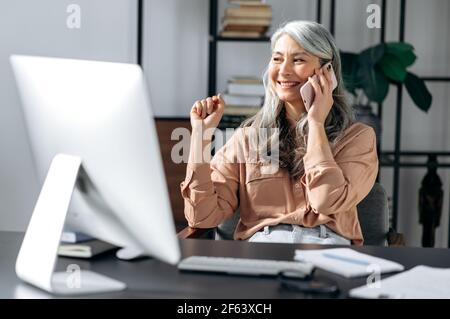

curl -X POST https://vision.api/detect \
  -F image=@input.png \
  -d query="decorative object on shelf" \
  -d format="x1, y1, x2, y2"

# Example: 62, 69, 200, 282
418, 155, 443, 247
340, 42, 433, 113
220, 0, 272, 38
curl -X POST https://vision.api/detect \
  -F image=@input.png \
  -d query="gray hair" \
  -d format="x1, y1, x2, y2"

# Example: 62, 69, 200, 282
241, 20, 354, 180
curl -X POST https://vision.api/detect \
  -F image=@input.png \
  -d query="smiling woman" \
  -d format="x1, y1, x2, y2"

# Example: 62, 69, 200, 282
270, 36, 320, 119
181, 21, 378, 246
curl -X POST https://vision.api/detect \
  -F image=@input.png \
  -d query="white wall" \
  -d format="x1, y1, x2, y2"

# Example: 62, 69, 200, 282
0, 0, 136, 231
143, 0, 209, 117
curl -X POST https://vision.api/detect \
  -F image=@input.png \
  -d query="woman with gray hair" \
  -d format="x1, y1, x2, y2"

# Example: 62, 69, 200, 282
181, 21, 378, 245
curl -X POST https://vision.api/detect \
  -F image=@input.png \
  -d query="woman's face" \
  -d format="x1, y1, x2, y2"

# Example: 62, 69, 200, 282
269, 34, 321, 107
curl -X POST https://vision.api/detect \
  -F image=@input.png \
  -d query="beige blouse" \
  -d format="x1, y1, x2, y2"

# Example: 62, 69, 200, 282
180, 122, 378, 245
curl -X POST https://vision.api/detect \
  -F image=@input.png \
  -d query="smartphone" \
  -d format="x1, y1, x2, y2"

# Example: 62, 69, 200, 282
300, 62, 338, 112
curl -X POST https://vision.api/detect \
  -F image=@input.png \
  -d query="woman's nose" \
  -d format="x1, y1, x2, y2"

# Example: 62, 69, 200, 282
279, 60, 293, 76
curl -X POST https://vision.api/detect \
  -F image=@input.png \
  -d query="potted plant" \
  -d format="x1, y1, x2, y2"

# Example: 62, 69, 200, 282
340, 42, 432, 143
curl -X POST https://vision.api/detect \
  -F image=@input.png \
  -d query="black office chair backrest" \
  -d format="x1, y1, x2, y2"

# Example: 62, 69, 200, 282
215, 183, 389, 246
355, 183, 389, 246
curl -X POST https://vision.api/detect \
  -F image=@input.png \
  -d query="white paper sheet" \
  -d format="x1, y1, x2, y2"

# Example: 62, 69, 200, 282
349, 265, 450, 299
294, 248, 404, 278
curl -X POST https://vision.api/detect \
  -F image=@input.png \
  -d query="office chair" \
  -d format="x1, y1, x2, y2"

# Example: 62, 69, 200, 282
178, 183, 404, 246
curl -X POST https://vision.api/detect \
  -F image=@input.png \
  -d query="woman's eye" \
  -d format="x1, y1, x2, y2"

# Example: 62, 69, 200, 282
294, 59, 305, 63
272, 57, 281, 62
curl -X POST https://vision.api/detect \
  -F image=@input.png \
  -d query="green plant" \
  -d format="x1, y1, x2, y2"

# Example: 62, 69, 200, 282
340, 42, 432, 112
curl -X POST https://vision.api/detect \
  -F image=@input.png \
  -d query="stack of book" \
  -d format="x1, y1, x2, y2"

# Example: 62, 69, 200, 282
220, 0, 272, 38
58, 231, 117, 258
221, 76, 265, 128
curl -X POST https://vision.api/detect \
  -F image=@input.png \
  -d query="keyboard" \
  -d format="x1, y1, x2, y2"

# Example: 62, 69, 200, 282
178, 256, 315, 278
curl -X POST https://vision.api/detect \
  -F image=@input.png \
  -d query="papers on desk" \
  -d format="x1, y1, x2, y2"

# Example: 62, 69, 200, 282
349, 266, 450, 299
294, 248, 404, 278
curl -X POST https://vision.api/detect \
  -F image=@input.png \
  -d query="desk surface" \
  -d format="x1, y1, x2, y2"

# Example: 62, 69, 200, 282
1, 231, 450, 298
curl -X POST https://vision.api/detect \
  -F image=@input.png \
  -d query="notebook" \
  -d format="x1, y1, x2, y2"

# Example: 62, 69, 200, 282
349, 265, 450, 299
58, 239, 117, 258
294, 248, 405, 278
60, 231, 94, 243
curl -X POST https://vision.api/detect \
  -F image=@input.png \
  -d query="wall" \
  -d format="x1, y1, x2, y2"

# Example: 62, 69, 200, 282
0, 0, 137, 231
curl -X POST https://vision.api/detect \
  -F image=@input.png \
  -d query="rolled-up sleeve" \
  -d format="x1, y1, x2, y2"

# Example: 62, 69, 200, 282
302, 127, 378, 216
180, 132, 240, 228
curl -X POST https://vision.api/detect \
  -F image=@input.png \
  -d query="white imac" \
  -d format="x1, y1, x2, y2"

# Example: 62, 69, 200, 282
10, 55, 181, 295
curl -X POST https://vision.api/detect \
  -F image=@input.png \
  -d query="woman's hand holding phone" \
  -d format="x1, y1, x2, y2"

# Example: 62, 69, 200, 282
190, 94, 225, 132
301, 63, 336, 125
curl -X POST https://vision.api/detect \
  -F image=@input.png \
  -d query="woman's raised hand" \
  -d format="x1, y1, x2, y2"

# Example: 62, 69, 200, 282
190, 94, 225, 132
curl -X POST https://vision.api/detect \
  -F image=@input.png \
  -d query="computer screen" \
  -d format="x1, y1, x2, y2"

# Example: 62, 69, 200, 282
11, 55, 181, 266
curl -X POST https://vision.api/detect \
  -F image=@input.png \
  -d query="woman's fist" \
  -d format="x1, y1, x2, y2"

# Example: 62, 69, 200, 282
190, 94, 225, 132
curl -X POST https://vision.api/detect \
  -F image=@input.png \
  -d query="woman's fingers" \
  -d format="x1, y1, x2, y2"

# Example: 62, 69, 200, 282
190, 101, 201, 120
316, 69, 329, 93
216, 93, 225, 113
322, 66, 333, 92
200, 99, 207, 119
309, 75, 322, 96
193, 101, 200, 115
206, 97, 214, 114
192, 94, 225, 123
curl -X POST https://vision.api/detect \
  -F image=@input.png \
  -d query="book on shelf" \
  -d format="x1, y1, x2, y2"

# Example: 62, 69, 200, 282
229, 0, 266, 6
220, 31, 263, 38
58, 239, 117, 258
228, 82, 265, 96
223, 93, 263, 107
225, 6, 272, 19
229, 76, 263, 84
223, 17, 271, 27
60, 231, 94, 243
223, 25, 269, 33
224, 105, 261, 116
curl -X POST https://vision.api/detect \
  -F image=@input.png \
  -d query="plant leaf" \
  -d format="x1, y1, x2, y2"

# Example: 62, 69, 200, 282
358, 64, 389, 103
404, 72, 432, 112
358, 43, 385, 66
379, 53, 408, 82
340, 51, 360, 94
385, 42, 416, 68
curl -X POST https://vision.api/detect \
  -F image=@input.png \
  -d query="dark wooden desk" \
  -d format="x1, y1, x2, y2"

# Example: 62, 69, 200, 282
1, 231, 450, 298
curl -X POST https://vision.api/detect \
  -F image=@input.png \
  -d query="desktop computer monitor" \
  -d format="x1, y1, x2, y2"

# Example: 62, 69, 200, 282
10, 55, 181, 294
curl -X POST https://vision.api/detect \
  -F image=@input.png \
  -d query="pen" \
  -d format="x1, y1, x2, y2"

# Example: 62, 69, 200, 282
322, 252, 371, 266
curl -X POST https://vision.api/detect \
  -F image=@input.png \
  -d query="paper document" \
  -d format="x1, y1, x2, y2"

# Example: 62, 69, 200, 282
349, 265, 450, 299
294, 248, 404, 278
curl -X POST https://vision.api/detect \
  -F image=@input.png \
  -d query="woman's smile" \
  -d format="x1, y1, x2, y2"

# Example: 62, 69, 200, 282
277, 80, 301, 89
